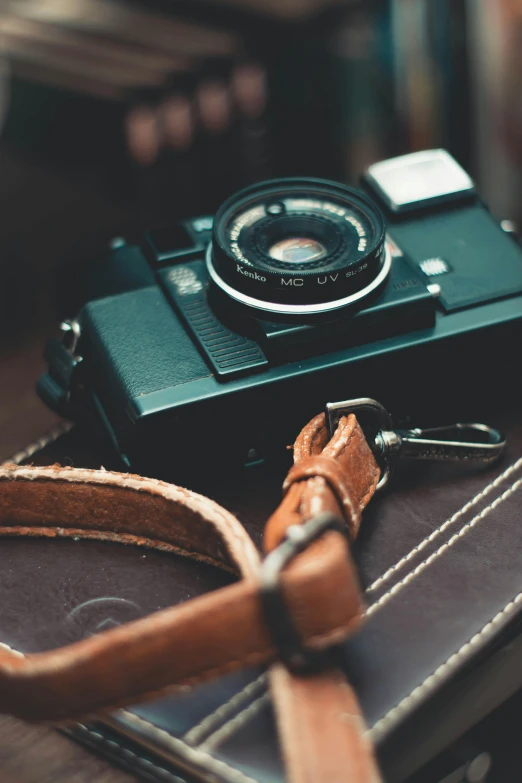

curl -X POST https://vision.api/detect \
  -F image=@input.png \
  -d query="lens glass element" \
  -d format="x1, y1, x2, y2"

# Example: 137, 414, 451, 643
268, 237, 327, 264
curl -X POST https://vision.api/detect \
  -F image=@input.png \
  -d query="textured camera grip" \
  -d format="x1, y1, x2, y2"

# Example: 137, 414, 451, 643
81, 287, 211, 402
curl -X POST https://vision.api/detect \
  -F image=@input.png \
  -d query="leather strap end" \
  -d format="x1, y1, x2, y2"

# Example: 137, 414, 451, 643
271, 665, 382, 783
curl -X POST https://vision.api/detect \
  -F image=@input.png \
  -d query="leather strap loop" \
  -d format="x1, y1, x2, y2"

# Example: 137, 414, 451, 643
0, 411, 382, 782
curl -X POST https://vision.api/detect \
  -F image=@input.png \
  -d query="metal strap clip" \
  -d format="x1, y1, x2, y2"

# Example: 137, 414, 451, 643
326, 397, 506, 491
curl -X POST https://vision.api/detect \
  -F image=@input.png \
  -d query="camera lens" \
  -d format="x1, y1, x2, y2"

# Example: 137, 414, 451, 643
207, 177, 390, 319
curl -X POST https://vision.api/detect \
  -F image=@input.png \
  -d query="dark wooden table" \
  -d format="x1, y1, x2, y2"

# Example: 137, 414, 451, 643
0, 716, 135, 783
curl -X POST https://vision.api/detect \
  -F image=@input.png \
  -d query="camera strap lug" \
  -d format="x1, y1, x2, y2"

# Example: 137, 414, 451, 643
326, 398, 506, 491
37, 320, 83, 417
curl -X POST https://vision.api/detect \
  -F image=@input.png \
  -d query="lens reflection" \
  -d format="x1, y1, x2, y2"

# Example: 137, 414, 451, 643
268, 237, 327, 264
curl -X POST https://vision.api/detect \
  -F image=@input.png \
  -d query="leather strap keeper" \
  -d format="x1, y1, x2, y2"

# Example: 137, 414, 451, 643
0, 412, 381, 782
283, 456, 362, 541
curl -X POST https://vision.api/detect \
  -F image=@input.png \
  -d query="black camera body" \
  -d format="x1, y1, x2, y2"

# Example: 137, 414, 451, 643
40, 150, 522, 478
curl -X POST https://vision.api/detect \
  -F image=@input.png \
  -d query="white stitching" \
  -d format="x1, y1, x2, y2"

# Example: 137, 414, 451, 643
199, 693, 270, 753
119, 709, 261, 783
366, 457, 522, 594
0, 465, 261, 579
1, 422, 74, 466
75, 724, 185, 782
183, 672, 267, 746
366, 475, 522, 618
369, 589, 522, 742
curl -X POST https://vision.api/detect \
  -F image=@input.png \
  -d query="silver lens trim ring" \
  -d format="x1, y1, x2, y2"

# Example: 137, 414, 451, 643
206, 244, 392, 317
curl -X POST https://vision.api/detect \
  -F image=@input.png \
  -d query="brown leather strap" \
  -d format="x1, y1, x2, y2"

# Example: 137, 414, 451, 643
271, 665, 381, 783
0, 412, 381, 781
265, 413, 381, 783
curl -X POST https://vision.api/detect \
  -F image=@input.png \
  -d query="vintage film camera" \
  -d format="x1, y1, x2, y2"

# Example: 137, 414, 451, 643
39, 150, 522, 478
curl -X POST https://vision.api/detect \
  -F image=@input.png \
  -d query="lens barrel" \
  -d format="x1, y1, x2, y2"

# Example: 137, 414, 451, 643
207, 178, 389, 318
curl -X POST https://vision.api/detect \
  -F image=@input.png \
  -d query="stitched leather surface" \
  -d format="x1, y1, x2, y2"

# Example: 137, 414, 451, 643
2, 407, 522, 781
108, 408, 522, 783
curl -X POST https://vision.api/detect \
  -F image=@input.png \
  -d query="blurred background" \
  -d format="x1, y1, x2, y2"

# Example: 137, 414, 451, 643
1, 0, 522, 457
